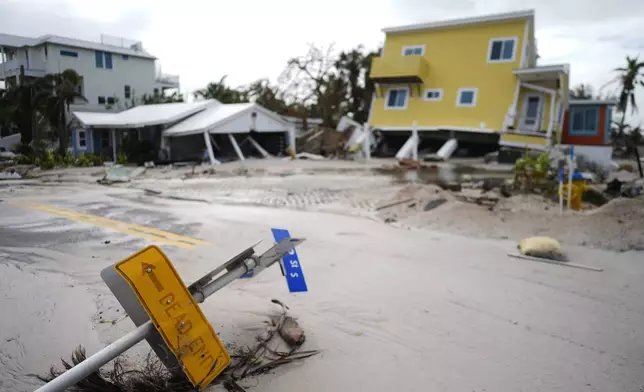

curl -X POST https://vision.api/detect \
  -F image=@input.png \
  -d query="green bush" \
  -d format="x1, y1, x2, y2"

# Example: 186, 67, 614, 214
74, 154, 104, 167
513, 150, 554, 194
117, 152, 128, 165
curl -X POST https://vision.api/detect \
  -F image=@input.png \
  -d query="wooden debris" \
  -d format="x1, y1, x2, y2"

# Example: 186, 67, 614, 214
507, 253, 603, 272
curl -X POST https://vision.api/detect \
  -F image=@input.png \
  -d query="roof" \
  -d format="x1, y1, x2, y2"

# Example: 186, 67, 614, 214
382, 9, 534, 34
164, 103, 291, 137
570, 99, 618, 106
36, 35, 156, 59
513, 64, 570, 75
0, 32, 155, 59
73, 100, 218, 128
0, 33, 37, 48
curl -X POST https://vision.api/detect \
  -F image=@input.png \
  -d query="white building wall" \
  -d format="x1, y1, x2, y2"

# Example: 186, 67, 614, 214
213, 112, 289, 134
44, 43, 157, 109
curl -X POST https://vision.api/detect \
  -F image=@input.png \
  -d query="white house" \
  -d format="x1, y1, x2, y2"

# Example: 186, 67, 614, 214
0, 33, 179, 112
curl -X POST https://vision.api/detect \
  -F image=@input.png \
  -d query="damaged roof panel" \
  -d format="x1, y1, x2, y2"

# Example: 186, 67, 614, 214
163, 103, 291, 137
73, 100, 219, 128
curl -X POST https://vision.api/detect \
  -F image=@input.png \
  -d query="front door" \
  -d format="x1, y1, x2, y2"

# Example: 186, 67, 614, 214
520, 94, 544, 132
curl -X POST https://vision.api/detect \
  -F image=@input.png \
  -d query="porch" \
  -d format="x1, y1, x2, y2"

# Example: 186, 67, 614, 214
500, 64, 569, 150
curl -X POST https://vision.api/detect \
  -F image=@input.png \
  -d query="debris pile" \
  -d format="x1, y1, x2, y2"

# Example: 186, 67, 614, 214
296, 126, 351, 158
40, 300, 319, 392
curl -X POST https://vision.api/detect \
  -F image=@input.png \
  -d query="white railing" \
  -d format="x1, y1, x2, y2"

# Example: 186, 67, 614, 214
155, 73, 180, 86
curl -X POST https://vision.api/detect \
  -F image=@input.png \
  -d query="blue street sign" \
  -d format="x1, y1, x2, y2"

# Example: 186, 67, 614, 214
271, 228, 308, 293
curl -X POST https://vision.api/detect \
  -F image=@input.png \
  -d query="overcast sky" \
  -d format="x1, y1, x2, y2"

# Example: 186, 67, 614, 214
2, 0, 643, 124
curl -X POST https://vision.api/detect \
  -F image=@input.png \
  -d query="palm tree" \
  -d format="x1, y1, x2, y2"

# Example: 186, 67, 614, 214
35, 69, 87, 155
193, 76, 247, 103
610, 56, 644, 128
611, 57, 644, 176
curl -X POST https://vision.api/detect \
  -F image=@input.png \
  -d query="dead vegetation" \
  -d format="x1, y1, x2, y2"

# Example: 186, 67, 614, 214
38, 300, 319, 392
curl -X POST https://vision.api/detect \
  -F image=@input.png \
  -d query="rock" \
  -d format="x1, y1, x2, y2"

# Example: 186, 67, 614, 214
279, 316, 305, 347
483, 151, 499, 164
424, 198, 447, 211
582, 186, 610, 206
437, 180, 461, 192
621, 182, 643, 198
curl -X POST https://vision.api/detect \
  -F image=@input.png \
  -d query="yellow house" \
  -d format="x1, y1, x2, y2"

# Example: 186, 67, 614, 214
367, 10, 570, 157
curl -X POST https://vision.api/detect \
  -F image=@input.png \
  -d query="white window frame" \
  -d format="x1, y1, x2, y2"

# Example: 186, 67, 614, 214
385, 87, 410, 110
424, 88, 443, 102
402, 45, 425, 56
456, 88, 478, 107
487, 37, 518, 63
77, 129, 87, 149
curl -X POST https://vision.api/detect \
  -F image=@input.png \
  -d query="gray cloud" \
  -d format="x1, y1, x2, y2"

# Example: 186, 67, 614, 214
0, 0, 151, 42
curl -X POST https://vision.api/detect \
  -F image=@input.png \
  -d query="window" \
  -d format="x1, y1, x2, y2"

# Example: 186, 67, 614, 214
78, 129, 87, 149
402, 45, 425, 56
105, 53, 113, 69
98, 96, 106, 104
122, 54, 129, 60
488, 37, 517, 62
95, 51, 104, 68
95, 51, 113, 69
124, 85, 131, 99
107, 97, 116, 105
60, 50, 78, 58
385, 88, 409, 109
570, 106, 599, 135
424, 88, 443, 101
457, 88, 478, 107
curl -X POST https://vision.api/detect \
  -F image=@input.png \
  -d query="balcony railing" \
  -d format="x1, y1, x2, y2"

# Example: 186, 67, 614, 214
370, 56, 429, 84
155, 73, 180, 87
0, 59, 46, 79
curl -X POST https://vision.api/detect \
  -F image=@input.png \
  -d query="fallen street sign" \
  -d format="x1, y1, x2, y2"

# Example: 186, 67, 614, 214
271, 228, 308, 293
114, 246, 230, 390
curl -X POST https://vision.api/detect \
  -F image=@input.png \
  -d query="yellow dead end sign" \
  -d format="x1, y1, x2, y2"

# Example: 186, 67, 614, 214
114, 246, 230, 389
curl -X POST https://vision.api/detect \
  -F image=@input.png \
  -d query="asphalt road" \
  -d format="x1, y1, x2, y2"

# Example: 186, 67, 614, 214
0, 183, 643, 392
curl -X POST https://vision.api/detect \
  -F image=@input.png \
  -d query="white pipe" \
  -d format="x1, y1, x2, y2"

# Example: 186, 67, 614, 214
522, 82, 557, 96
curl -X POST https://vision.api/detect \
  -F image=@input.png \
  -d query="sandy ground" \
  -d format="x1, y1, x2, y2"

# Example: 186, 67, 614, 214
1, 163, 643, 391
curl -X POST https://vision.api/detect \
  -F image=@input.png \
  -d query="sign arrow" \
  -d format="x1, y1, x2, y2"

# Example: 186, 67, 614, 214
142, 262, 164, 292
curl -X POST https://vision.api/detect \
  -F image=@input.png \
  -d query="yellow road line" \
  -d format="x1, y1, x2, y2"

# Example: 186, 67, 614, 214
14, 202, 209, 249
29, 203, 210, 246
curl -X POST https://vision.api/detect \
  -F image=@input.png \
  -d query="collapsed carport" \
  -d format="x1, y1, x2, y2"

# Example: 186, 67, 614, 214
162, 103, 296, 164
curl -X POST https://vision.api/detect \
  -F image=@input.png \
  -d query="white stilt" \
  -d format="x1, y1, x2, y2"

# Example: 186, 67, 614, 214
228, 133, 245, 161
362, 123, 371, 160
411, 121, 419, 161
248, 136, 271, 158
204, 131, 217, 165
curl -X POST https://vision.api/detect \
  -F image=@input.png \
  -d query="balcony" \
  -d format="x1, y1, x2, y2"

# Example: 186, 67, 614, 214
0, 59, 46, 79
370, 56, 429, 84
155, 73, 180, 89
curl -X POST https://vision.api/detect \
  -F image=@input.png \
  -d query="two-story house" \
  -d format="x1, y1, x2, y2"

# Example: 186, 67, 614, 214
0, 33, 179, 112
368, 10, 572, 159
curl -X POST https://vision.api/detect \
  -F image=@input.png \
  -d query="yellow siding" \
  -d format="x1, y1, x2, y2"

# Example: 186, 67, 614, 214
371, 56, 430, 82
370, 19, 528, 131
501, 133, 547, 146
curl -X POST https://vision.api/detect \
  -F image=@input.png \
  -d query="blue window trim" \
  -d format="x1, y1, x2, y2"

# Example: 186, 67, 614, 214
95, 51, 104, 68
60, 50, 78, 58
105, 53, 113, 69
604, 108, 613, 144
569, 106, 600, 136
